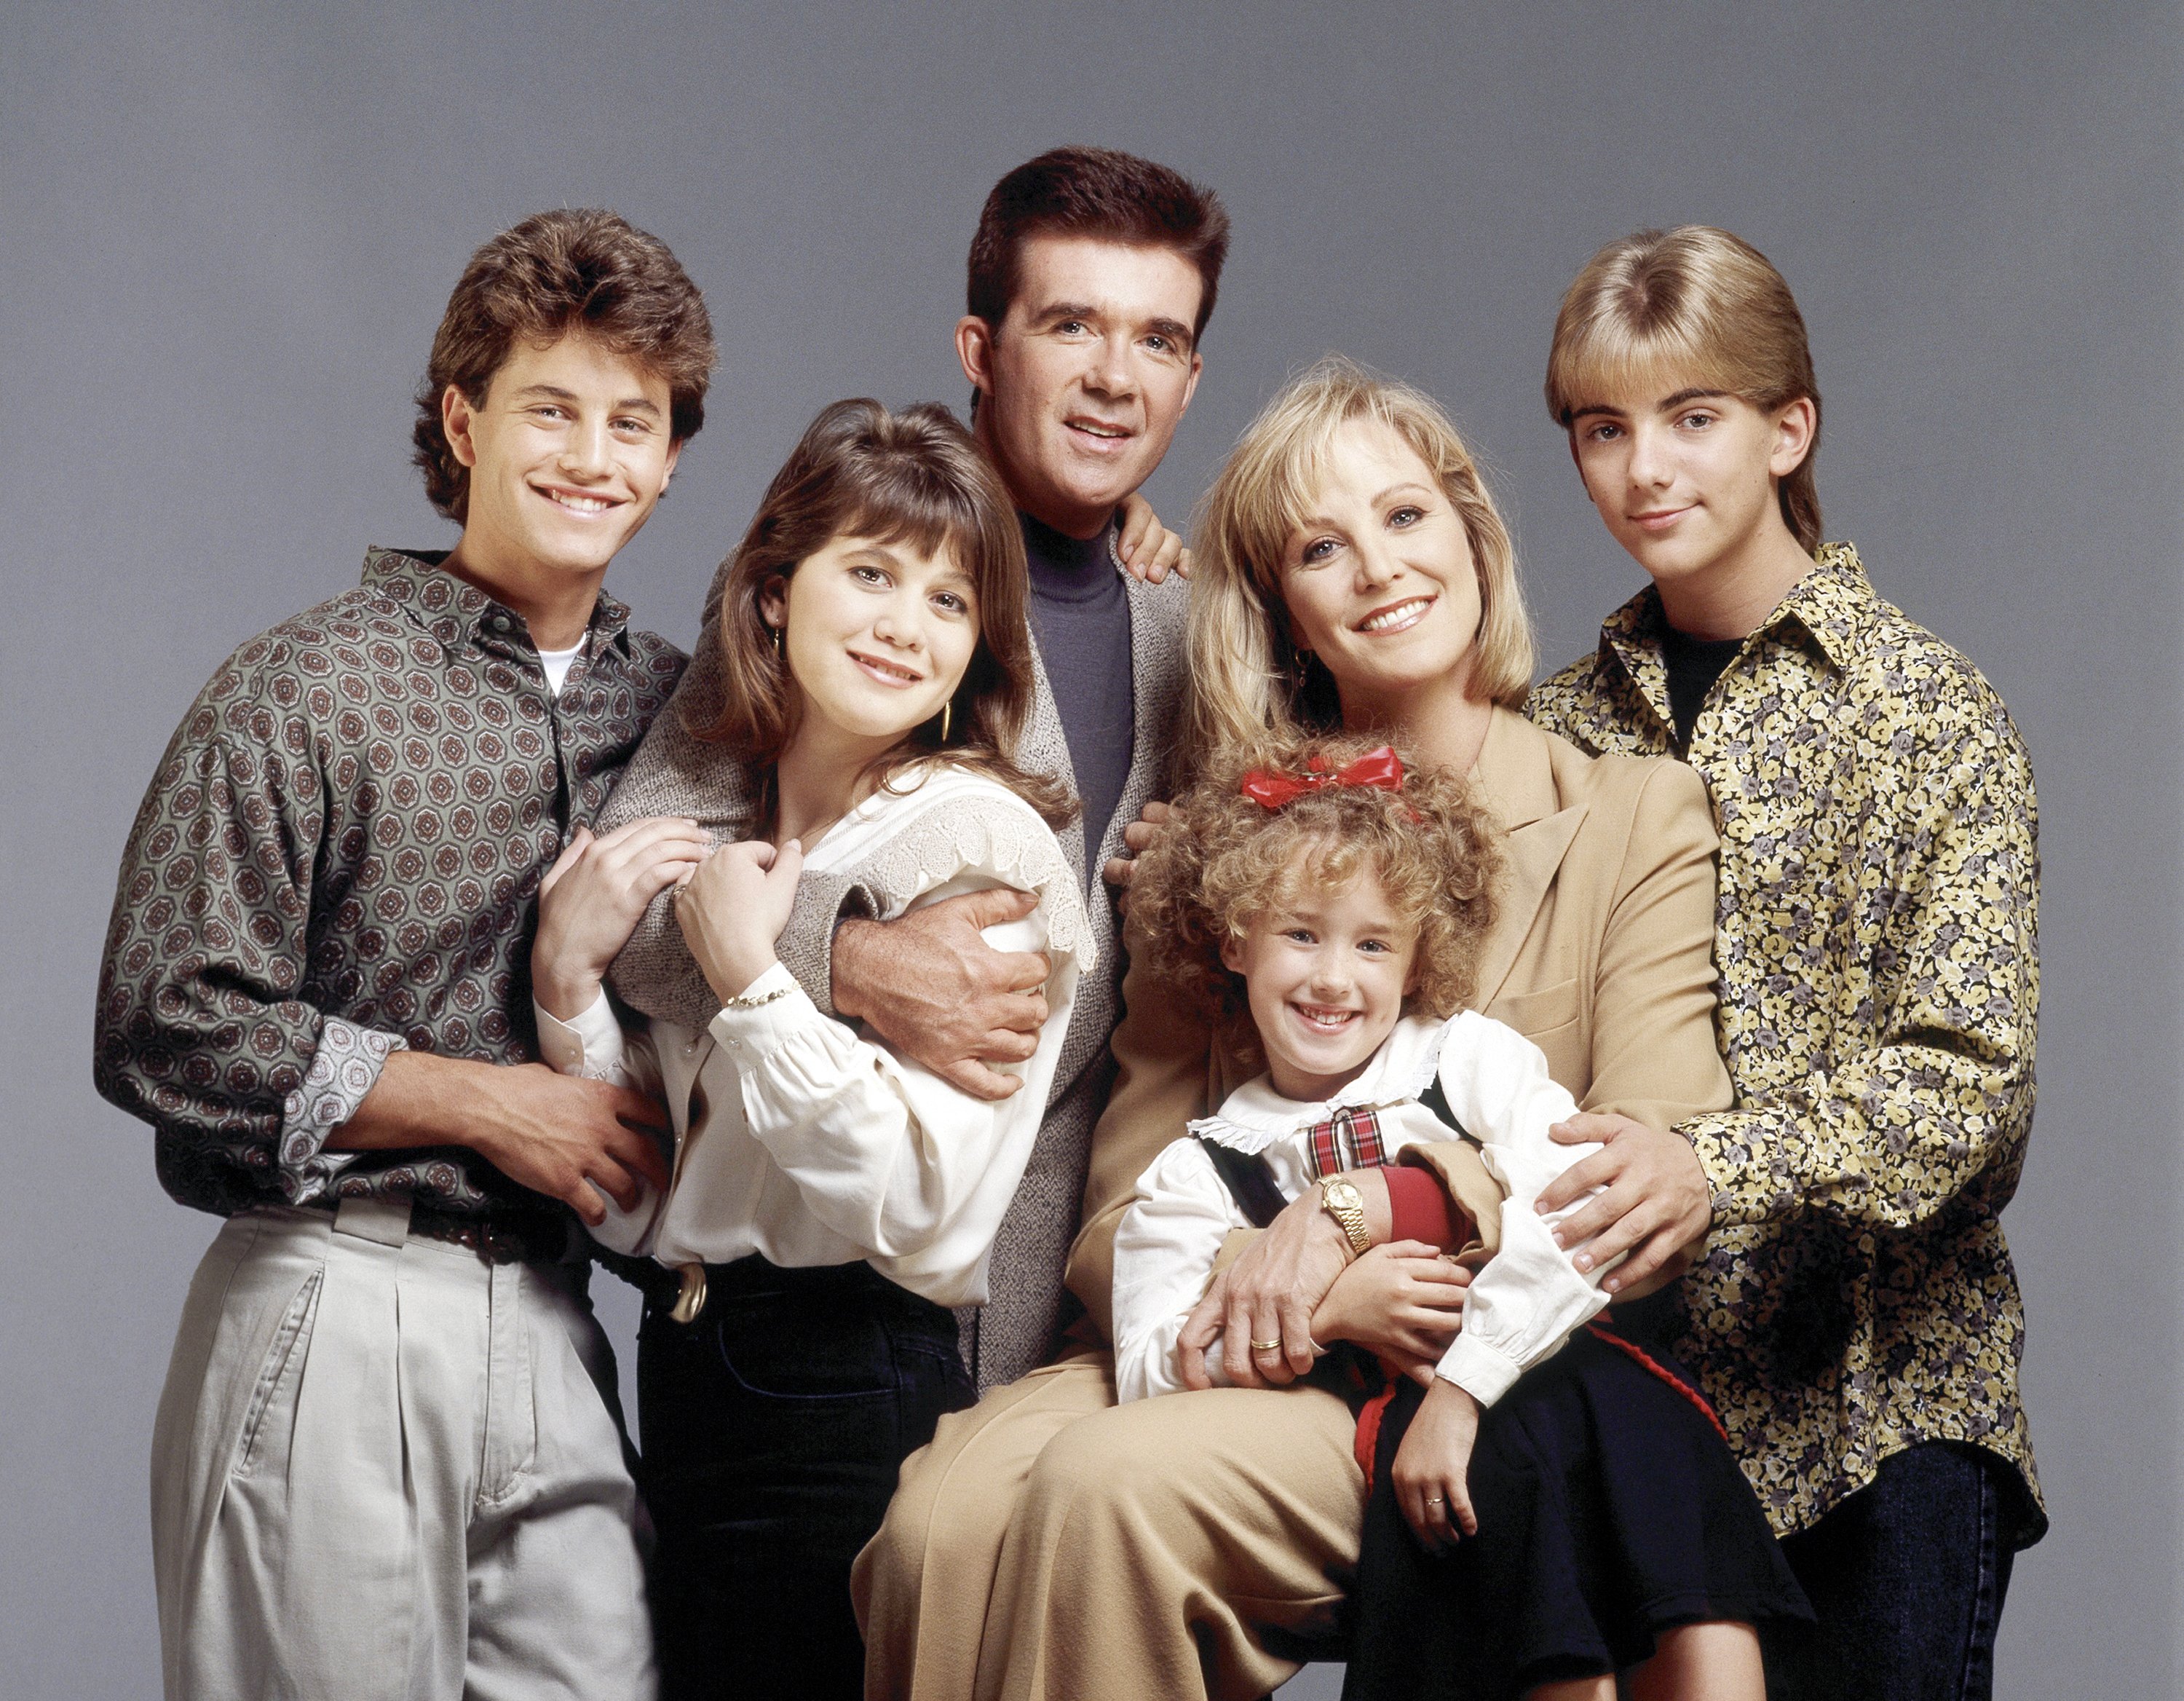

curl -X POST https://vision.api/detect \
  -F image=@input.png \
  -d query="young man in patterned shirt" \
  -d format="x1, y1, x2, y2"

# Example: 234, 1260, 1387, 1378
95, 209, 713, 1701
1524, 227, 2041, 1700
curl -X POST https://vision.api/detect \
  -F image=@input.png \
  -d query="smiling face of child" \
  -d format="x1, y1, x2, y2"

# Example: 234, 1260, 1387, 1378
1219, 850, 1419, 1102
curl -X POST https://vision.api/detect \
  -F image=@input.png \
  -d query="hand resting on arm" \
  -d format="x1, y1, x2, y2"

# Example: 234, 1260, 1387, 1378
1537, 1111, 1712, 1296
830, 889, 1054, 1102
1177, 1167, 1404, 1389
367, 814, 705, 1226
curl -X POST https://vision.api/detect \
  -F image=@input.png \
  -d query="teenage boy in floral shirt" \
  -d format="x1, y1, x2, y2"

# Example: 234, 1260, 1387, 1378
1527, 226, 2041, 1701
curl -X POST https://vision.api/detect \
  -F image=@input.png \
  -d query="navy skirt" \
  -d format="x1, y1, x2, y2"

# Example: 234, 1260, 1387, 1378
1343, 1296, 1811, 1700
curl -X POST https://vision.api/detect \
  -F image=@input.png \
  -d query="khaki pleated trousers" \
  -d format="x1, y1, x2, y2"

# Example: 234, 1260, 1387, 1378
150, 1199, 654, 1701
854, 1352, 1364, 1701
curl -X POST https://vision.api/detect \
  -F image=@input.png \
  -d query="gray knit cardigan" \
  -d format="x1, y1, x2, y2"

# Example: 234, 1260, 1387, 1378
601, 549, 1190, 1390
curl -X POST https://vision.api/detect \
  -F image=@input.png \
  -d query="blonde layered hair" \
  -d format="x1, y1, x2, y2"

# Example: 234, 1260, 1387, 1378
1185, 358, 1534, 770
1546, 226, 1824, 556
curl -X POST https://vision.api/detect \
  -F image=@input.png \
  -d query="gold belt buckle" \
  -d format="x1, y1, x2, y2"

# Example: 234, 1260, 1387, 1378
668, 1262, 708, 1325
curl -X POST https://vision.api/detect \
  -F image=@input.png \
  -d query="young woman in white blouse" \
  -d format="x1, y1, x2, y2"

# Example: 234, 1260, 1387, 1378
526, 399, 1088, 1701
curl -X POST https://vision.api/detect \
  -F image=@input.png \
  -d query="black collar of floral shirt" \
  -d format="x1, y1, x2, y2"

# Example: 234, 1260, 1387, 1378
1599, 540, 1877, 699
359, 545, 633, 663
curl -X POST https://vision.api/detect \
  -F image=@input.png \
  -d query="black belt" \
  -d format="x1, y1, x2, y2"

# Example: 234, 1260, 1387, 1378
401, 1199, 573, 1266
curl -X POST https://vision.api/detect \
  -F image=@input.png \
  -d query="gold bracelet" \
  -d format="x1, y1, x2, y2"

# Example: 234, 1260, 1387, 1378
721, 981, 796, 1011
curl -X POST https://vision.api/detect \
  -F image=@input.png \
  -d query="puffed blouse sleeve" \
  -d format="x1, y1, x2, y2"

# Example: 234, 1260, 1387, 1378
708, 782, 1092, 1292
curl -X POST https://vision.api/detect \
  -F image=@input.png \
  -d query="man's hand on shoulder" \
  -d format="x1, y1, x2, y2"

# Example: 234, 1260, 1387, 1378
1100, 799, 1172, 893
830, 889, 1051, 1102
1115, 493, 1190, 584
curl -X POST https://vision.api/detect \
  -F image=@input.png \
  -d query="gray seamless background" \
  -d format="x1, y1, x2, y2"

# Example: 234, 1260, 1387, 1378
4, 4, 2177, 1695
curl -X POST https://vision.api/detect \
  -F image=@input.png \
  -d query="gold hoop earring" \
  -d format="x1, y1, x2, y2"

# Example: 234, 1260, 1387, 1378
939, 699, 951, 743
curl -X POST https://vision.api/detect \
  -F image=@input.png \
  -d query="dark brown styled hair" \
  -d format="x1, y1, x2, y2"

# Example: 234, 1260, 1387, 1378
966, 146, 1231, 343
412, 208, 716, 523
1129, 730, 1502, 1027
1546, 226, 1824, 556
695, 398, 1075, 829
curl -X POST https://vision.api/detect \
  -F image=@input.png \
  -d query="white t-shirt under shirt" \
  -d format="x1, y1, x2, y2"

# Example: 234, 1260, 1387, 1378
536, 763, 1091, 1308
537, 643, 582, 693
1111, 1011, 1621, 1408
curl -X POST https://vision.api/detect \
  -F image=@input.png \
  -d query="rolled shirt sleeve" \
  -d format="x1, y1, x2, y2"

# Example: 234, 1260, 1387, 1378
95, 721, 405, 1209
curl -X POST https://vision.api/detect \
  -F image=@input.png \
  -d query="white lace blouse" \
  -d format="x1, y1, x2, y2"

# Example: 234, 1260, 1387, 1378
1111, 1011, 1618, 1406
536, 764, 1092, 1308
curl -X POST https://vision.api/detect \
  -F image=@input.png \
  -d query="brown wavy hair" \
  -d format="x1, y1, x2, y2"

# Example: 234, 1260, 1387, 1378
695, 398, 1075, 829
1546, 226, 1823, 555
413, 208, 716, 523
1130, 730, 1501, 1027
967, 146, 1230, 343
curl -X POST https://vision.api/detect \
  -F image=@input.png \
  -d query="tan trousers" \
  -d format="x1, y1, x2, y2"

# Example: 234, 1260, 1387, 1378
853, 1352, 1363, 1701
151, 1200, 654, 1701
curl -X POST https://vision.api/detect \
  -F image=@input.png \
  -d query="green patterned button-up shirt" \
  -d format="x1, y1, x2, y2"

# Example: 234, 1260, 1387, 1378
1527, 543, 2044, 1545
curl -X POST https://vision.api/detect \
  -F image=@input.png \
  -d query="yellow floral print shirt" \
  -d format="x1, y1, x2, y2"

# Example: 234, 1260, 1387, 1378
1527, 543, 2044, 1545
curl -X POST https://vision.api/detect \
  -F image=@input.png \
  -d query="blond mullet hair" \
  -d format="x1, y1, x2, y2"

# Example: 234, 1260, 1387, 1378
1546, 226, 1824, 556
1184, 358, 1534, 770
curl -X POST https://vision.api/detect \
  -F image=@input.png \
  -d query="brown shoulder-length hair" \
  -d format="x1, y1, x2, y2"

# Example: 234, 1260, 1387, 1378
1546, 226, 1823, 556
967, 146, 1231, 343
1184, 358, 1535, 773
413, 208, 716, 523
1129, 729, 1502, 1027
694, 398, 1075, 829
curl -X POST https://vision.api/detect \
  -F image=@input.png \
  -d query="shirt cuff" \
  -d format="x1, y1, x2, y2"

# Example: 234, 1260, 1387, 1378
707, 962, 823, 1064
277, 1017, 407, 1206
535, 990, 625, 1078
1436, 1332, 1524, 1408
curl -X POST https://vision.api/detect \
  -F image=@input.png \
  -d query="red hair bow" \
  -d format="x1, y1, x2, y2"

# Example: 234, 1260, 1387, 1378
1238, 745, 1405, 810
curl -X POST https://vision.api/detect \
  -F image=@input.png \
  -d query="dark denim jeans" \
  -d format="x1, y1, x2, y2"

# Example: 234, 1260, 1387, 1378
636, 1258, 974, 1701
1764, 1442, 2019, 1701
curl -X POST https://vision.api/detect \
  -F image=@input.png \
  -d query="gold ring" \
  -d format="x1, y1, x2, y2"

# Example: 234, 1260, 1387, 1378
1425, 1495, 1444, 1506
1250, 1338, 1283, 1354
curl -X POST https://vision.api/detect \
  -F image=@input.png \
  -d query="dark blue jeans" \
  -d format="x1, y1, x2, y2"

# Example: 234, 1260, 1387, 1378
636, 1258, 974, 1701
1764, 1442, 2019, 1701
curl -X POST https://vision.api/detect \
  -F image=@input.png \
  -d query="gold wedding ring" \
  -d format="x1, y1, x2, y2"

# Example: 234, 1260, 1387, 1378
1250, 1338, 1283, 1354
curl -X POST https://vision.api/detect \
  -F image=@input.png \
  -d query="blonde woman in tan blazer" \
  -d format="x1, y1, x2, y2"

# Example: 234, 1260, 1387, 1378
855, 360, 1732, 1701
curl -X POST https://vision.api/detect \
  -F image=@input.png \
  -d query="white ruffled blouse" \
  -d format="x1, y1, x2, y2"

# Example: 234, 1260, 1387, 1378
537, 764, 1092, 1309
1111, 1011, 1618, 1407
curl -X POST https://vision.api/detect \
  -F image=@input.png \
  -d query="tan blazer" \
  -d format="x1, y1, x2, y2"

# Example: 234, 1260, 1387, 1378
1065, 706, 1734, 1338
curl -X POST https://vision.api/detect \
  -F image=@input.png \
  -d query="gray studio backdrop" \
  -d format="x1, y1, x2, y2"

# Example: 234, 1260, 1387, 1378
4, 3, 2177, 1695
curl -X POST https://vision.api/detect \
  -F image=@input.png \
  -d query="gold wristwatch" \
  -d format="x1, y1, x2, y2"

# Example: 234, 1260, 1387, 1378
1318, 1177, 1372, 1260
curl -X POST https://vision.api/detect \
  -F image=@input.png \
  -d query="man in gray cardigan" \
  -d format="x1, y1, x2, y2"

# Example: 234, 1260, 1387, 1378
601, 146, 1230, 1390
